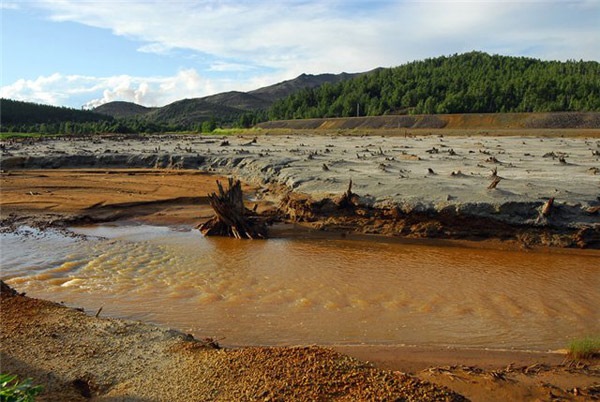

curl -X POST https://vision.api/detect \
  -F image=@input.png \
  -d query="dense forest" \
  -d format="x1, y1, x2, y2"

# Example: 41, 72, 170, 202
267, 52, 600, 120
0, 99, 209, 134
2, 52, 600, 134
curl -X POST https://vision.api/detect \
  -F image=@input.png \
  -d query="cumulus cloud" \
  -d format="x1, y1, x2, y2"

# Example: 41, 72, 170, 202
2, 0, 598, 107
0, 68, 262, 108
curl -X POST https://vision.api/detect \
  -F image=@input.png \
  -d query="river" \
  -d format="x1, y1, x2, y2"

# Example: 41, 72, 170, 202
2, 224, 598, 350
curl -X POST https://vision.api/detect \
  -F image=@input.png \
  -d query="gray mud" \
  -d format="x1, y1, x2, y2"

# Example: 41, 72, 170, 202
2, 133, 599, 246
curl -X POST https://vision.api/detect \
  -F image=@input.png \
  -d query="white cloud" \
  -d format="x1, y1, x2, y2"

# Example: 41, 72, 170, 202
208, 62, 256, 72
0, 68, 265, 108
137, 42, 173, 55
28, 0, 599, 71
1, 3, 19, 10
3, 0, 599, 107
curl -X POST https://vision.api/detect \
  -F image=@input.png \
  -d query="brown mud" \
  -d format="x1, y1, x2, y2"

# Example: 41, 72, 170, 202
278, 188, 600, 249
0, 169, 273, 232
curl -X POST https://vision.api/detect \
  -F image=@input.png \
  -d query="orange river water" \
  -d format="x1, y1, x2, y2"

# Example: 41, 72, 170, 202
2, 224, 598, 350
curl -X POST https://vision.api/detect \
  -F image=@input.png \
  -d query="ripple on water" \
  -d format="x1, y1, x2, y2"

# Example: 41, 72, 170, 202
2, 224, 599, 349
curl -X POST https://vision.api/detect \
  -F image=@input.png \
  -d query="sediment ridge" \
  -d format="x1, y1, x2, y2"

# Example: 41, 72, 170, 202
2, 132, 599, 248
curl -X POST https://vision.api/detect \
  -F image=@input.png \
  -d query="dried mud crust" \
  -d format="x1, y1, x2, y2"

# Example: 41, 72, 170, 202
3, 132, 599, 249
0, 282, 465, 401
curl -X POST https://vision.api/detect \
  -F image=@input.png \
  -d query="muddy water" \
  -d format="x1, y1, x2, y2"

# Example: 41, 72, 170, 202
2, 225, 598, 350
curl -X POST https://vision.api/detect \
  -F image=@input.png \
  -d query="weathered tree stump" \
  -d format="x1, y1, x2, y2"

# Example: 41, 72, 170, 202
335, 179, 360, 208
199, 178, 267, 239
487, 176, 501, 189
541, 197, 554, 217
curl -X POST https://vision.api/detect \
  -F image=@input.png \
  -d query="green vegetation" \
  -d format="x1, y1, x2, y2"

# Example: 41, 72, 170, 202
267, 52, 600, 120
3, 52, 599, 135
568, 336, 600, 359
0, 98, 246, 135
0, 99, 162, 135
0, 374, 43, 402
0, 132, 62, 139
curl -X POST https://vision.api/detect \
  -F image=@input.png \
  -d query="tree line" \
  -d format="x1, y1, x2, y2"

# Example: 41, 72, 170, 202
266, 52, 600, 120
1, 98, 261, 134
3, 52, 599, 135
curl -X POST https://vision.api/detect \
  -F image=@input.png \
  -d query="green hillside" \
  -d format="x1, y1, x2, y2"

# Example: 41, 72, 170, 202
93, 101, 155, 118
0, 99, 167, 134
0, 98, 113, 125
267, 52, 600, 120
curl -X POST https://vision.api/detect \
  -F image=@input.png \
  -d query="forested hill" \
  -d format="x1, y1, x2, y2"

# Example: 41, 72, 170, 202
0, 99, 163, 134
1, 99, 112, 125
267, 52, 600, 120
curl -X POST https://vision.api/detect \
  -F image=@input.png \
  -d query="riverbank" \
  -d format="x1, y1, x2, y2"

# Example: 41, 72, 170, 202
2, 282, 598, 401
1, 133, 599, 400
0, 169, 272, 230
0, 282, 466, 401
2, 132, 599, 248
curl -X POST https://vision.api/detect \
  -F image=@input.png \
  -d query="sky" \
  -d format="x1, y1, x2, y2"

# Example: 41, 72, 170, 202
1, 0, 599, 109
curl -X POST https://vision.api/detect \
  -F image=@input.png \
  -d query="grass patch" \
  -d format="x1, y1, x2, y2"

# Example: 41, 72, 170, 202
0, 132, 61, 139
211, 127, 261, 136
568, 336, 600, 359
0, 373, 43, 401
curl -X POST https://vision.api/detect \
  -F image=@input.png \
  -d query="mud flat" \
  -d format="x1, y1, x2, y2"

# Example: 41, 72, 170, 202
2, 132, 599, 248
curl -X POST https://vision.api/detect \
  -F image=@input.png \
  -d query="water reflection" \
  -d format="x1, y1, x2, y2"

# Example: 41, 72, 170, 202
2, 224, 598, 350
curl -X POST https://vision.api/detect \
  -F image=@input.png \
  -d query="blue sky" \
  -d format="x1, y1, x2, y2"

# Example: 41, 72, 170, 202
1, 0, 599, 109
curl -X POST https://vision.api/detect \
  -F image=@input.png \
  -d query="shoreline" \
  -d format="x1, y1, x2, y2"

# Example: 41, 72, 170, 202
2, 282, 598, 401
1, 133, 599, 400
2, 168, 599, 257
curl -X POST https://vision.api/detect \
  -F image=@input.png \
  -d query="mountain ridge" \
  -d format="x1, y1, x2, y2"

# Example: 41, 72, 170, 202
92, 71, 365, 120
3, 52, 600, 134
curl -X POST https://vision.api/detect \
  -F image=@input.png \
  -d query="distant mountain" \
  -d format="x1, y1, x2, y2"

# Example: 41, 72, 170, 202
9, 52, 599, 135
201, 91, 272, 111
93, 101, 155, 118
142, 98, 246, 127
249, 72, 368, 103
91, 72, 363, 124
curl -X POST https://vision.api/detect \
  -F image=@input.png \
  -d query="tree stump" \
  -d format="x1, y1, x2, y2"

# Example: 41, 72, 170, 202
199, 178, 267, 239
335, 179, 360, 208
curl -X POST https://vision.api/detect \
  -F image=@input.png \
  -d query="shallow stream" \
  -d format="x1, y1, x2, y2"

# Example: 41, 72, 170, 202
2, 224, 598, 350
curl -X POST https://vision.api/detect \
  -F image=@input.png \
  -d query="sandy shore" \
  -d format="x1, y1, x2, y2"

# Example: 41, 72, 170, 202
0, 169, 269, 229
2, 132, 599, 247
1, 283, 467, 401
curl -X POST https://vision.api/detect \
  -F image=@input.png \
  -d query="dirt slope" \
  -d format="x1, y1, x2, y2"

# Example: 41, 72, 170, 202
257, 112, 600, 131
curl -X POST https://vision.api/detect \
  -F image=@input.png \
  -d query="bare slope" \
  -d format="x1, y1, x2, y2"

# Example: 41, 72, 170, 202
257, 112, 600, 130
